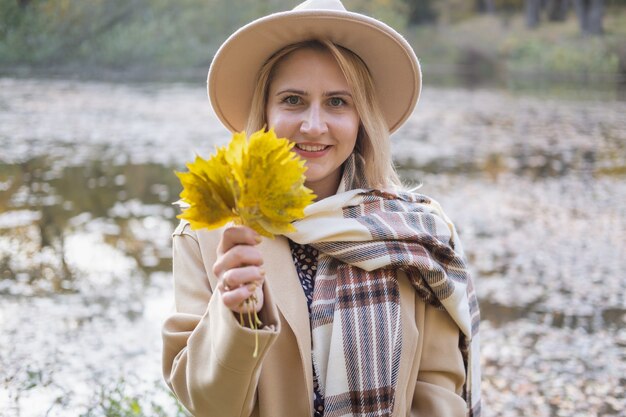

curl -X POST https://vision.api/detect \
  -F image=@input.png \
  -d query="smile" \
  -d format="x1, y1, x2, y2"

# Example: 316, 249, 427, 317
295, 143, 329, 152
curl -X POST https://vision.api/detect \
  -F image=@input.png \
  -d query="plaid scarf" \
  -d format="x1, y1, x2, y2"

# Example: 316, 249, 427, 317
287, 155, 481, 417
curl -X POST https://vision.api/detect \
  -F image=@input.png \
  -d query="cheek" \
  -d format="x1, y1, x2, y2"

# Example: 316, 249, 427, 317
266, 110, 294, 136
337, 115, 360, 148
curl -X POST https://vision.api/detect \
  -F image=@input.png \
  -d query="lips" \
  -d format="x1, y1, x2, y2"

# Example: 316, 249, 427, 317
295, 143, 329, 152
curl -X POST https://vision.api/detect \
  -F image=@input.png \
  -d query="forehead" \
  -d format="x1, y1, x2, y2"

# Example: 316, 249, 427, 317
269, 48, 349, 90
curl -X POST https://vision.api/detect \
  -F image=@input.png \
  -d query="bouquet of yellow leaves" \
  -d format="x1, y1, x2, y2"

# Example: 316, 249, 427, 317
175, 129, 316, 356
176, 128, 316, 237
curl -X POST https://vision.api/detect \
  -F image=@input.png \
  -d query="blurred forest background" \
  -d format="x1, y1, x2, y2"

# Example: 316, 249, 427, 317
1, 1, 626, 417
1, 0, 625, 90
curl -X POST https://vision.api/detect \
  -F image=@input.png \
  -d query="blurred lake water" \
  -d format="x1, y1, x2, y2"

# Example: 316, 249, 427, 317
0, 77, 625, 416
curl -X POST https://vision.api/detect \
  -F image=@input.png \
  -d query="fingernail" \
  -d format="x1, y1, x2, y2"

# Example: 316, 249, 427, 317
247, 283, 257, 293
254, 234, 262, 244
259, 267, 266, 277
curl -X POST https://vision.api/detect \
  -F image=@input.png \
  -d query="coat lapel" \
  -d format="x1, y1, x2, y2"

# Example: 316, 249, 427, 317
259, 235, 313, 400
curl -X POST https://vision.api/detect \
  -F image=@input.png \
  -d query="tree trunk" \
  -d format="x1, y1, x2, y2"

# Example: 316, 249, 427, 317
405, 0, 438, 25
573, 0, 588, 31
573, 0, 604, 35
475, 0, 496, 13
587, 0, 604, 34
546, 0, 570, 21
526, 0, 542, 28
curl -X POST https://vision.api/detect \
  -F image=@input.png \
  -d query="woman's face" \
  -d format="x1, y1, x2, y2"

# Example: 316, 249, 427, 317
266, 48, 360, 200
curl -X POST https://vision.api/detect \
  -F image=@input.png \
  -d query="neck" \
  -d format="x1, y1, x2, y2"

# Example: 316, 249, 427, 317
306, 170, 342, 201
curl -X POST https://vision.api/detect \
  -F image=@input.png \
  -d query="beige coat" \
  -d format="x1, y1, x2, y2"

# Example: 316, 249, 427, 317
162, 222, 468, 417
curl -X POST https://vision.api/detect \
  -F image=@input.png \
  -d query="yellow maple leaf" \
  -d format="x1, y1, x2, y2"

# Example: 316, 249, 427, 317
175, 148, 236, 231
176, 129, 316, 238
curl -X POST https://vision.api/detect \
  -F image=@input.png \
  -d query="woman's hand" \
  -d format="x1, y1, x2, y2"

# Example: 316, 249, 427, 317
213, 226, 265, 317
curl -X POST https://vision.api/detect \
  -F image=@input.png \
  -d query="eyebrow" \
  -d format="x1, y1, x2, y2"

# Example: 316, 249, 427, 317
325, 90, 352, 97
275, 89, 306, 96
274, 88, 352, 97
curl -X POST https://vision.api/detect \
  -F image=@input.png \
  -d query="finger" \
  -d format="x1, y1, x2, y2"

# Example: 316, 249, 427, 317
219, 266, 265, 291
217, 273, 233, 292
221, 282, 261, 311
217, 226, 262, 256
213, 245, 264, 278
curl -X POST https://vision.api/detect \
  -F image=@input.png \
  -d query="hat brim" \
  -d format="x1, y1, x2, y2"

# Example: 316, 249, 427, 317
208, 9, 421, 134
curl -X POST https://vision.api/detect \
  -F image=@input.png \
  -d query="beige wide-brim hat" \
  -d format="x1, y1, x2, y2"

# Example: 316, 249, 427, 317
208, 0, 421, 134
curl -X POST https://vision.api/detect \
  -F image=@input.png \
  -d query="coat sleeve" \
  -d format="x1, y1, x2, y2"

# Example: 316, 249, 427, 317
411, 300, 468, 416
161, 222, 281, 417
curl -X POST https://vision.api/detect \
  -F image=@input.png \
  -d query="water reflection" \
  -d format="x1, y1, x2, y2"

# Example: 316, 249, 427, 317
397, 140, 624, 180
0, 157, 187, 416
0, 158, 180, 295
2, 149, 623, 322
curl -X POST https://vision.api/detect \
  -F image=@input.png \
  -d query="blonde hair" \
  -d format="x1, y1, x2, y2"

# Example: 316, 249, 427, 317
245, 40, 402, 190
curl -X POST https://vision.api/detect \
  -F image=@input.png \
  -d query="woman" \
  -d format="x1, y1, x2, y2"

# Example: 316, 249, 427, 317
162, 1, 481, 416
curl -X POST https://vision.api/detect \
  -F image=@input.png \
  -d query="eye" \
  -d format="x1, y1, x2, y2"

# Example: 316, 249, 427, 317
328, 97, 345, 107
282, 95, 302, 105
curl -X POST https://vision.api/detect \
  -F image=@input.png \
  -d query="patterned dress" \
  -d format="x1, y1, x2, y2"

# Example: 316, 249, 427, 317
288, 240, 325, 417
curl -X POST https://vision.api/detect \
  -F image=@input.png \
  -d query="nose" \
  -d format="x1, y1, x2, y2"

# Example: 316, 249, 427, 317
300, 104, 328, 137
